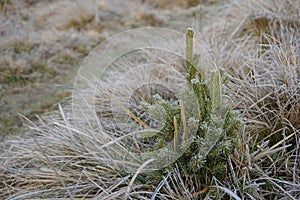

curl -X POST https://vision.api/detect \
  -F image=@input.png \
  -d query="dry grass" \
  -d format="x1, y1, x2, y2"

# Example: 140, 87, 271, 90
0, 0, 300, 199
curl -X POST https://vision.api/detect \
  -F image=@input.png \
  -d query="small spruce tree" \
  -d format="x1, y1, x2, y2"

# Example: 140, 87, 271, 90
140, 28, 242, 195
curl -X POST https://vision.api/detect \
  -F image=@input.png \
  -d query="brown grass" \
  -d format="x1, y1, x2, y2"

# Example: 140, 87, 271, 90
0, 0, 299, 199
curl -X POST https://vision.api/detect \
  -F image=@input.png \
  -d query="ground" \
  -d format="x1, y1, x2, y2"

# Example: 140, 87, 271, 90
0, 0, 218, 141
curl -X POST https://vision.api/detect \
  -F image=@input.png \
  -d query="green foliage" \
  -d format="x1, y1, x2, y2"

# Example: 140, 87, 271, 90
141, 28, 242, 192
140, 94, 181, 149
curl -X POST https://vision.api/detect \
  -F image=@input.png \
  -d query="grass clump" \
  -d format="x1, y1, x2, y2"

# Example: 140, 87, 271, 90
0, 28, 241, 199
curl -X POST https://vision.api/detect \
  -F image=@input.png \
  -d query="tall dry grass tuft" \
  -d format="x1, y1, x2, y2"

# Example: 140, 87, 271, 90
198, 0, 300, 198
207, 0, 300, 145
0, 0, 300, 199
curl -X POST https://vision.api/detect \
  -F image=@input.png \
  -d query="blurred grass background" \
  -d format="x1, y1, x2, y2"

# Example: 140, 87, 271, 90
0, 0, 214, 141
